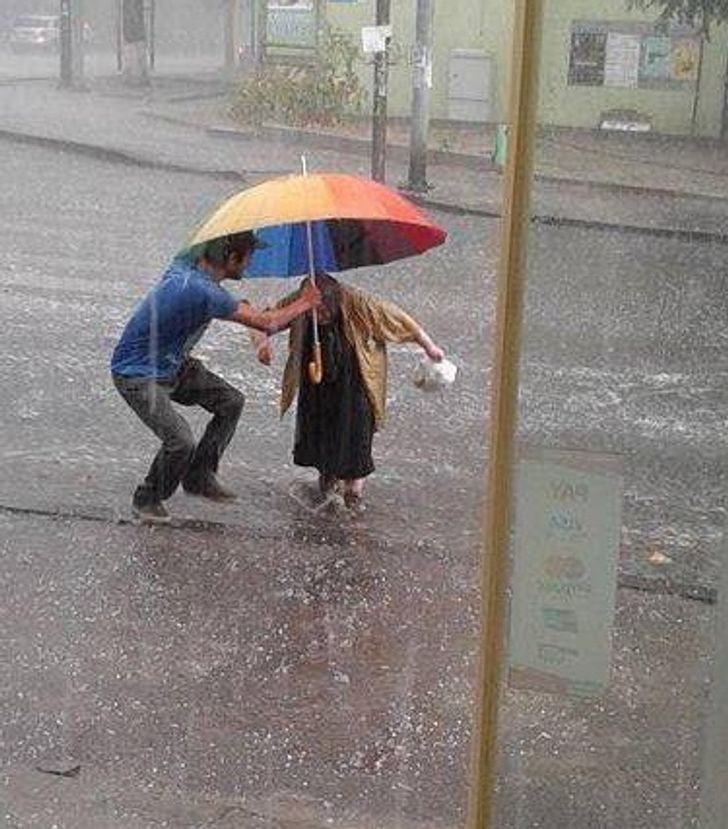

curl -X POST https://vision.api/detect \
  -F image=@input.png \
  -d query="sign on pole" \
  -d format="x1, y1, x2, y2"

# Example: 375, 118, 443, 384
361, 25, 391, 54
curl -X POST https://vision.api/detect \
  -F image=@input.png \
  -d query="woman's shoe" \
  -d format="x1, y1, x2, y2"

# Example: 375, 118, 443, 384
343, 491, 365, 513
318, 473, 338, 495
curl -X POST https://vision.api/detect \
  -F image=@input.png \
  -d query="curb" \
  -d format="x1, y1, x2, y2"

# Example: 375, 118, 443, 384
409, 195, 728, 245
0, 127, 245, 183
1, 502, 713, 604
208, 123, 498, 173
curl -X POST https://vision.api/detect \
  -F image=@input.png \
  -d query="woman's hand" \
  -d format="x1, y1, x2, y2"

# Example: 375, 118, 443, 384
417, 328, 444, 363
256, 342, 273, 365
251, 330, 273, 365
426, 344, 445, 362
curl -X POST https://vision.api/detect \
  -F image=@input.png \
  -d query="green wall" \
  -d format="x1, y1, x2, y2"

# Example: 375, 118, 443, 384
325, 0, 509, 119
324, 0, 727, 136
539, 0, 728, 136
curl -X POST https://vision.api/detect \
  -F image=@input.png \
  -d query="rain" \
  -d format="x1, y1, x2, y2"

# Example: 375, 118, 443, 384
0, 1, 727, 827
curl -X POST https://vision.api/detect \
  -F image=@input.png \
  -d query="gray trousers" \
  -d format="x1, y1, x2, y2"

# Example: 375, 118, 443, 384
113, 358, 244, 507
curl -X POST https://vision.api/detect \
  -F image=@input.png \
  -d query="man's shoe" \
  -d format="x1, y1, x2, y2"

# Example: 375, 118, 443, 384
183, 476, 238, 502
132, 501, 171, 524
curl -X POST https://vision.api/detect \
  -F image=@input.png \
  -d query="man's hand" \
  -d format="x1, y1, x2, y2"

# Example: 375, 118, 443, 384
232, 280, 322, 335
301, 279, 323, 308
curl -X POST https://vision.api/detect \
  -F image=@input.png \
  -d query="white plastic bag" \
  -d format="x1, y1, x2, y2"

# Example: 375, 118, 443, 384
413, 357, 458, 392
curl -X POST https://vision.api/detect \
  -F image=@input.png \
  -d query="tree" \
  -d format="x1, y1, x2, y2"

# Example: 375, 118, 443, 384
629, 0, 728, 136
630, 0, 728, 33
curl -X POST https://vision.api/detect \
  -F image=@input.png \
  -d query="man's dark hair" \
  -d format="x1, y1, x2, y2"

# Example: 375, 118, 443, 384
204, 232, 259, 266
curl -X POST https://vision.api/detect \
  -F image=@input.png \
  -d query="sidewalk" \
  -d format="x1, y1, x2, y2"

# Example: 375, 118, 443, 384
213, 115, 728, 203
0, 65, 727, 242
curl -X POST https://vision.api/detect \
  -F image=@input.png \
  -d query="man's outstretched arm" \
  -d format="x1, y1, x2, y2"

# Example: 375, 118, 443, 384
230, 280, 320, 335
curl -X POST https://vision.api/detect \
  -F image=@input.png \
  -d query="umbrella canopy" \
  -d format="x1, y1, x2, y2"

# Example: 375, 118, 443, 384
186, 172, 447, 278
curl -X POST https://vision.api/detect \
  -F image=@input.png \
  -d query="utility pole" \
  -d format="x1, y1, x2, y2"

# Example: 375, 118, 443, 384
148, 0, 156, 72
59, 0, 85, 90
252, 0, 268, 68
407, 0, 434, 191
371, 0, 391, 182
121, 0, 149, 86
238, 0, 254, 68
59, 0, 72, 87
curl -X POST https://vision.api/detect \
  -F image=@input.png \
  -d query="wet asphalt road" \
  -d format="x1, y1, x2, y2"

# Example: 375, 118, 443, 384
1, 139, 726, 826
2, 139, 725, 584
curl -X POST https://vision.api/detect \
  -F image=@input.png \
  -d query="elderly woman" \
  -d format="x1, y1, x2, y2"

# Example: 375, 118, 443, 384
254, 273, 444, 510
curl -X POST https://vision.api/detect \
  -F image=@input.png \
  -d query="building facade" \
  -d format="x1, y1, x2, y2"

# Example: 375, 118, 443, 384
323, 0, 728, 137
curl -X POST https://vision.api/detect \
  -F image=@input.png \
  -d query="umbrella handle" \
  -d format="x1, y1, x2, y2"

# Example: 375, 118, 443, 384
302, 158, 322, 385
307, 343, 323, 385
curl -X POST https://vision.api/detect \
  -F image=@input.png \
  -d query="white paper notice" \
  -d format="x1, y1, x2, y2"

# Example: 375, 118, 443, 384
604, 32, 641, 87
361, 25, 392, 54
509, 449, 622, 698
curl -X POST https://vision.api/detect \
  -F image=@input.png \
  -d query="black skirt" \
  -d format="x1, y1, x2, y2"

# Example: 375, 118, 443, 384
293, 319, 375, 480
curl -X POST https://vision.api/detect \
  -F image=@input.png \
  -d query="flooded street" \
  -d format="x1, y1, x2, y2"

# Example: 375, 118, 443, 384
3, 0, 728, 810
1, 140, 725, 584
0, 123, 726, 825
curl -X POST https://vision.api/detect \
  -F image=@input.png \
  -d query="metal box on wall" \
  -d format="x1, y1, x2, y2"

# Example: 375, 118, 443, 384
448, 49, 493, 122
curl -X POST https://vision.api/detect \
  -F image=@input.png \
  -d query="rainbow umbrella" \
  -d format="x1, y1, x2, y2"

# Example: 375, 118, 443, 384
186, 168, 447, 380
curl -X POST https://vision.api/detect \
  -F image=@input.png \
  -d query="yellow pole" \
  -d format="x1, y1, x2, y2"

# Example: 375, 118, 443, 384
468, 1, 544, 827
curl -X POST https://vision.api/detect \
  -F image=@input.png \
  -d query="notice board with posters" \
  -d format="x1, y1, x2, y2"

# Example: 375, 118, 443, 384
568, 20, 700, 89
509, 449, 623, 698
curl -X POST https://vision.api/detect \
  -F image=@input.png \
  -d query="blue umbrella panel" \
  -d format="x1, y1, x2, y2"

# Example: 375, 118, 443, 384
244, 218, 435, 279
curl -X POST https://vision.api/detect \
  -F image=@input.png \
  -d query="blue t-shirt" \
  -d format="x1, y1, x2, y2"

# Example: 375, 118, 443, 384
110, 258, 239, 380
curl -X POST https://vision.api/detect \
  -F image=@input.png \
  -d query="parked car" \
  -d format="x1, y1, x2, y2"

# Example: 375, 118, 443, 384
9, 15, 59, 52
9, 14, 92, 53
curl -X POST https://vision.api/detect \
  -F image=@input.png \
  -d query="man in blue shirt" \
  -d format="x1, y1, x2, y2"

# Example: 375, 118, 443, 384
111, 231, 321, 523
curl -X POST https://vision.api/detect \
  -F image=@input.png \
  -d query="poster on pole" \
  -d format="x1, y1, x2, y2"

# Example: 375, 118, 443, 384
509, 449, 623, 698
